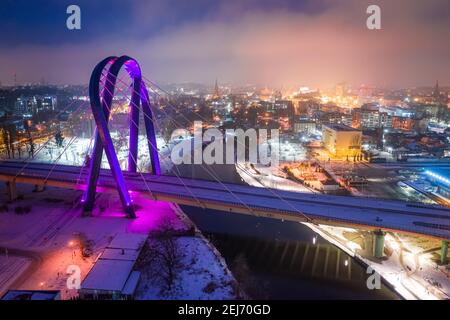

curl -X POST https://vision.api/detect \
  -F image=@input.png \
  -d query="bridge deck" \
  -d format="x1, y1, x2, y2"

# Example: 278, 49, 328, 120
1, 161, 450, 240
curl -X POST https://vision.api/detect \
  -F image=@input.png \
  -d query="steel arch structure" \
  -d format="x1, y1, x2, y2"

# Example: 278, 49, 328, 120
82, 56, 160, 218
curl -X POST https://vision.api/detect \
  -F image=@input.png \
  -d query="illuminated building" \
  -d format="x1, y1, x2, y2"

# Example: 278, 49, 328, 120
322, 124, 362, 158
14, 95, 57, 117
392, 116, 429, 133
335, 82, 347, 97
294, 120, 316, 134
259, 87, 272, 102
274, 100, 294, 119
352, 103, 392, 130
425, 170, 450, 201
358, 85, 376, 105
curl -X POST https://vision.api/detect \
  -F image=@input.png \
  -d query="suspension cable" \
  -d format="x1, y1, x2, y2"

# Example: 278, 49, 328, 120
116, 74, 257, 214
13, 100, 90, 180
44, 136, 78, 184
142, 77, 315, 223
96, 73, 203, 207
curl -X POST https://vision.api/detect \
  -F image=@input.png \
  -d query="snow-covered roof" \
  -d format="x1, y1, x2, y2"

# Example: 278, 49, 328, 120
101, 248, 139, 261
81, 233, 148, 294
81, 259, 135, 292
1, 290, 60, 300
122, 271, 141, 296
108, 233, 147, 250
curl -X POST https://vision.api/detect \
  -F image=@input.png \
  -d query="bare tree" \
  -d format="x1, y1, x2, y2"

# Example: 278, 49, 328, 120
24, 120, 35, 158
155, 220, 181, 291
8, 126, 16, 159
135, 218, 182, 293
2, 126, 10, 158
76, 232, 94, 258
55, 130, 64, 148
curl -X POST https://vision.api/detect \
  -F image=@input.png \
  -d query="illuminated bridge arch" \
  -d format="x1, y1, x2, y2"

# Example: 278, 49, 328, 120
82, 56, 160, 218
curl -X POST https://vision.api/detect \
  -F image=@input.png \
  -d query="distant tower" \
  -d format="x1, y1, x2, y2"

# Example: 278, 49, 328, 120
433, 80, 440, 100
213, 79, 220, 99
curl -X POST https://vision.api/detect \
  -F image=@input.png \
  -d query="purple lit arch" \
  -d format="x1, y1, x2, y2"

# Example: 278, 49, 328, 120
82, 56, 160, 218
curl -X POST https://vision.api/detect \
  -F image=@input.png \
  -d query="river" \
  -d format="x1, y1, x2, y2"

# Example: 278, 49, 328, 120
175, 162, 400, 300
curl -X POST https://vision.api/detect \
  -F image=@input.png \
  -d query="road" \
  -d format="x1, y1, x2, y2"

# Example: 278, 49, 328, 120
1, 160, 450, 240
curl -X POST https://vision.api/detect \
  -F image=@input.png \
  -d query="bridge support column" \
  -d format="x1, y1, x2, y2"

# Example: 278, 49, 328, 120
6, 181, 17, 201
34, 184, 45, 192
82, 208, 92, 217
372, 230, 386, 259
441, 240, 448, 265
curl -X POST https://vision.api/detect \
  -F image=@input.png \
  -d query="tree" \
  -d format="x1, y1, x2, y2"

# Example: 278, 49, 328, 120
156, 220, 181, 291
162, 119, 177, 144
55, 131, 64, 148
8, 125, 16, 159
1, 126, 11, 158
1, 125, 16, 159
24, 120, 35, 158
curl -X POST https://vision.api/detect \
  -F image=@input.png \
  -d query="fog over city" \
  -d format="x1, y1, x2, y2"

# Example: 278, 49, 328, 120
0, 0, 449, 87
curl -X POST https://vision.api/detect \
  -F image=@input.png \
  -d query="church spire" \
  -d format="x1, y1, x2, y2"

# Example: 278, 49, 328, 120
433, 80, 440, 99
213, 79, 220, 99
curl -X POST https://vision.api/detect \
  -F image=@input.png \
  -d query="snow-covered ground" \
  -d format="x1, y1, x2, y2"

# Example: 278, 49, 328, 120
236, 162, 314, 193
15, 134, 174, 174
135, 236, 237, 300
0, 256, 31, 297
0, 183, 238, 300
273, 139, 308, 162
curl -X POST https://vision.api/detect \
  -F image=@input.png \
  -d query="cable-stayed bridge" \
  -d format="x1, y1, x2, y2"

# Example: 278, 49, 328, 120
1, 161, 450, 241
1, 56, 450, 261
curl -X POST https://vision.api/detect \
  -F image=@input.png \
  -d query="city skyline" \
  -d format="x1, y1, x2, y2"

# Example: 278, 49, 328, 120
0, 0, 449, 87
1, 1, 450, 303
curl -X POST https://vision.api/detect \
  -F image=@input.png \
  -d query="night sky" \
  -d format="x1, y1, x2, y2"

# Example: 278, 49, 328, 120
1, 0, 449, 87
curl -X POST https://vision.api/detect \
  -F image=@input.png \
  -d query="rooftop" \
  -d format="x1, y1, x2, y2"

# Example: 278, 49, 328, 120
324, 123, 360, 132
81, 259, 136, 292
1, 290, 60, 300
80, 233, 147, 294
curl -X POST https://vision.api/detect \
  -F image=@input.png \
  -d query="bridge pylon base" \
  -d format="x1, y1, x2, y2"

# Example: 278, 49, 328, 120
372, 230, 386, 259
6, 181, 17, 201
82, 209, 92, 217
441, 240, 448, 265
34, 184, 45, 192
81, 204, 135, 219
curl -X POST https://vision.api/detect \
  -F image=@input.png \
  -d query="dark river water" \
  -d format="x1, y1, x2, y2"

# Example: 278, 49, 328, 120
176, 163, 400, 300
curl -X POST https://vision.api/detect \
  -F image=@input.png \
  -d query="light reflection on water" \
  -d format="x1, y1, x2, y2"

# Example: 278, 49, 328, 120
177, 163, 399, 300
